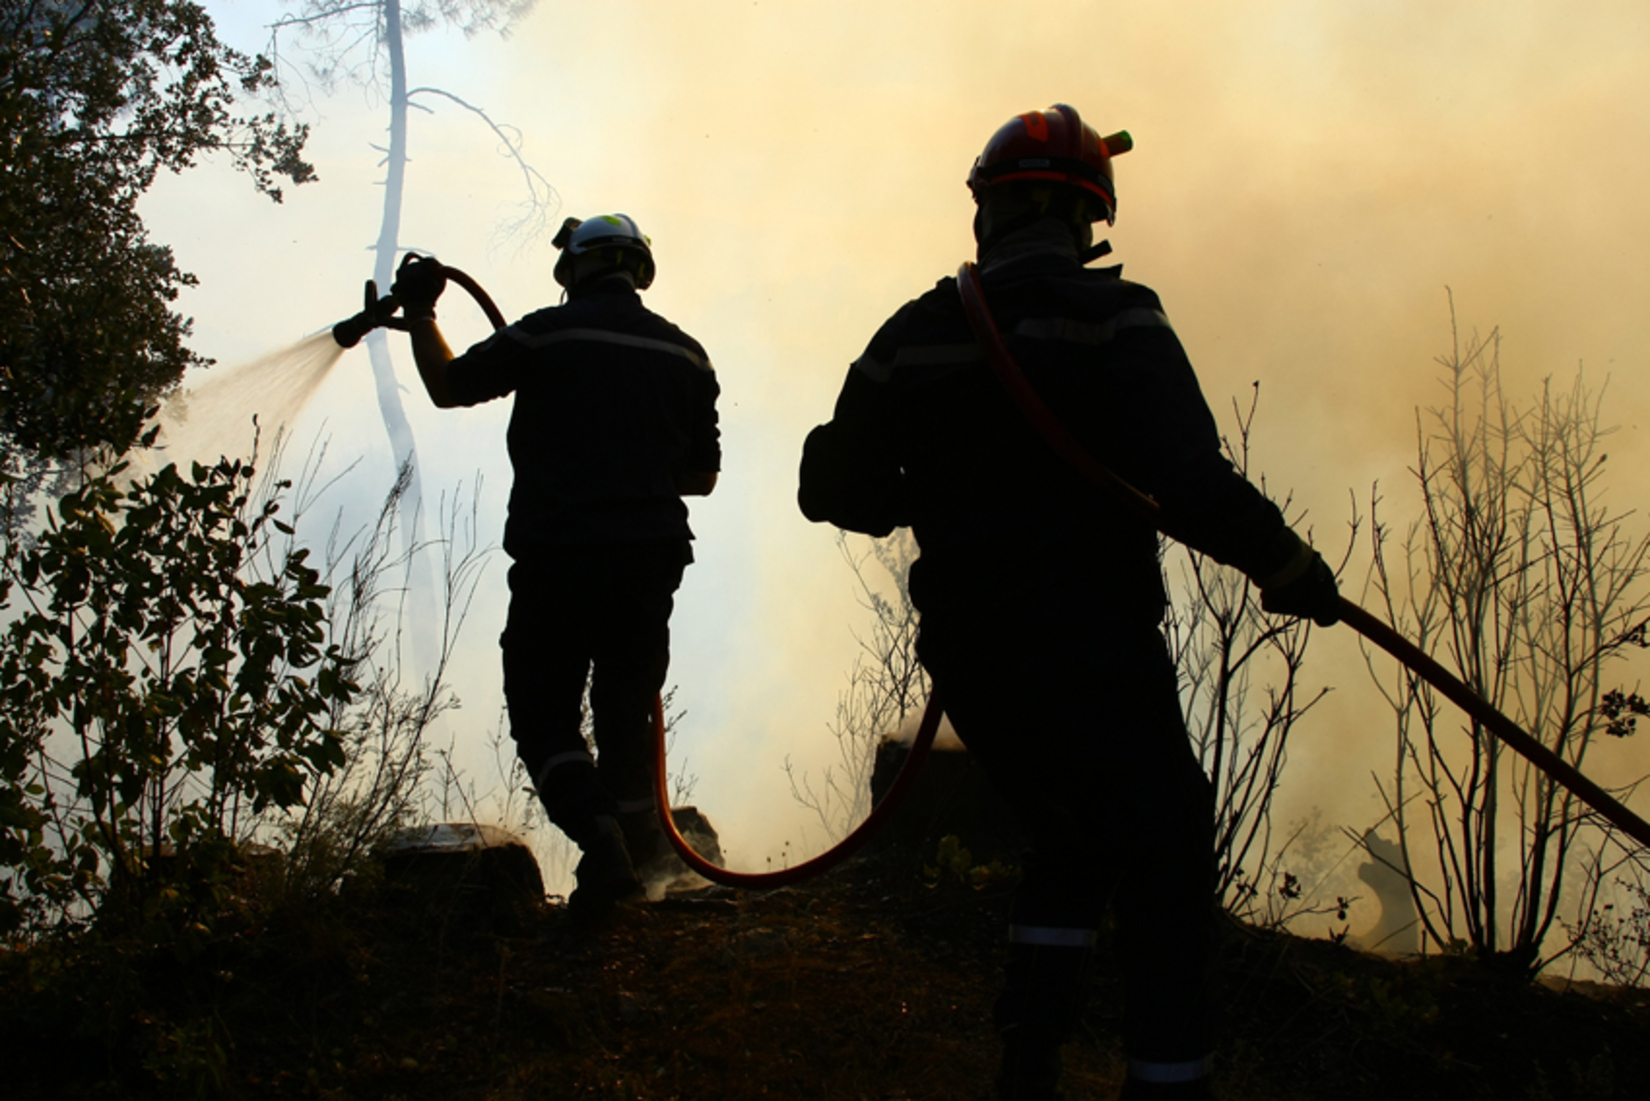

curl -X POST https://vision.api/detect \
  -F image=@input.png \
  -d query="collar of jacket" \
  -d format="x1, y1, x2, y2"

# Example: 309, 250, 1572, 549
566, 273, 640, 300
976, 217, 1085, 275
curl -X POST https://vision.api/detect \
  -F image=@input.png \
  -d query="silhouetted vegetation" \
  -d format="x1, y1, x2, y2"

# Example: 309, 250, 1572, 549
0, 0, 312, 465
0, 451, 354, 937
1364, 299, 1650, 972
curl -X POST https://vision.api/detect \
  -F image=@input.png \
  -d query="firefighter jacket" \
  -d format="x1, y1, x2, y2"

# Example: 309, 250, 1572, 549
798, 232, 1294, 625
445, 277, 721, 557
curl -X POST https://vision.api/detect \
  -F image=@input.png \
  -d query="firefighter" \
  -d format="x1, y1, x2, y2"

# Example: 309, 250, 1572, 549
797, 106, 1338, 1100
394, 214, 721, 922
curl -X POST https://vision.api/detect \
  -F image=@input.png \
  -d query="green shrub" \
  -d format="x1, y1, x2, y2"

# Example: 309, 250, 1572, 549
0, 454, 357, 936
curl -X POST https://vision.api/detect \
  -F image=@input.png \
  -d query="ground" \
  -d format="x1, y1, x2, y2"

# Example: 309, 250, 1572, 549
4, 844, 1649, 1100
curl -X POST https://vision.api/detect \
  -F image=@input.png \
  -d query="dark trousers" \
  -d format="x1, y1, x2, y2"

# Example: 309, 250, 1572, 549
501, 540, 688, 845
919, 608, 1217, 1065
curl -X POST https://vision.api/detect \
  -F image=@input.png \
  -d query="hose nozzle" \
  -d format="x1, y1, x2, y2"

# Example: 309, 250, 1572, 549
331, 261, 508, 348
332, 279, 401, 348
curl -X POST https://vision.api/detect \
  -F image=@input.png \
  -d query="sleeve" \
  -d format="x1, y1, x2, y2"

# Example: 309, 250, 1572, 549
1082, 304, 1297, 580
443, 325, 534, 408
680, 361, 722, 474
798, 363, 908, 538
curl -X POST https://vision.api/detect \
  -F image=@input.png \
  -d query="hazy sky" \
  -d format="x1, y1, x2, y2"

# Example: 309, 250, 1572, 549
141, 1, 1650, 896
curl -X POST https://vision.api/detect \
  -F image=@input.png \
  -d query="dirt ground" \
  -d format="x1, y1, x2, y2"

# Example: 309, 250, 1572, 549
6, 845, 1650, 1100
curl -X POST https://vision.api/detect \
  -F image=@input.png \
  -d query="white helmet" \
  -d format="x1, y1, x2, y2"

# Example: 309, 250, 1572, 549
552, 213, 655, 289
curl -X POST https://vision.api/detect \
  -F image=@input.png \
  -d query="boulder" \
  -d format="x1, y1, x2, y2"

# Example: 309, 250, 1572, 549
639, 806, 724, 899
380, 822, 545, 936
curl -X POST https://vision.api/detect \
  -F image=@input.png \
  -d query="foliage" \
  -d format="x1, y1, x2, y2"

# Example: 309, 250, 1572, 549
921, 833, 1015, 891
0, 0, 313, 461
1573, 874, 1650, 988
1162, 384, 1343, 926
269, 0, 537, 98
0, 448, 355, 937
1363, 301, 1650, 970
0, 438, 511, 1091
268, 459, 489, 901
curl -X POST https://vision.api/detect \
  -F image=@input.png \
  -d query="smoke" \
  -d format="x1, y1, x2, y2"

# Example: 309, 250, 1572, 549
132, 1, 1650, 882
533, 0, 1650, 874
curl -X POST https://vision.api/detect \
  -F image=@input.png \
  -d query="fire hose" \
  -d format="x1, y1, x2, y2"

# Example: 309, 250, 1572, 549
343, 258, 1649, 891
953, 259, 1650, 853
334, 264, 945, 888
650, 692, 946, 887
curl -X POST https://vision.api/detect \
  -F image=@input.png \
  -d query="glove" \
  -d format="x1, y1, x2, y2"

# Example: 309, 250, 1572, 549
392, 253, 447, 320
1258, 531, 1341, 626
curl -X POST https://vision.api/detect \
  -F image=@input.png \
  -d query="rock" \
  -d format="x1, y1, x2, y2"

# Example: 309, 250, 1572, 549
380, 822, 546, 936
868, 737, 1024, 865
638, 806, 724, 900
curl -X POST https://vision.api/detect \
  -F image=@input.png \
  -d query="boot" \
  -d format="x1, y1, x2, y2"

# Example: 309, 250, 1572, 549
1117, 1057, 1217, 1100
568, 816, 642, 925
991, 1029, 1066, 1100
992, 938, 1093, 1101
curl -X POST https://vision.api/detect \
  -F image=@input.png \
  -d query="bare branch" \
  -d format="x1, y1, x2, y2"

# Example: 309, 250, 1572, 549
407, 85, 559, 250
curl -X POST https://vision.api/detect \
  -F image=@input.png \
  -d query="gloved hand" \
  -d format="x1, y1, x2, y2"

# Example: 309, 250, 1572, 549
392, 253, 447, 320
1258, 532, 1341, 626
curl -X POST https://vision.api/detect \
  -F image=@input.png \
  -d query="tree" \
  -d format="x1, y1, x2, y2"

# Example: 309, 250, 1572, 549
1161, 387, 1343, 927
1364, 302, 1650, 970
0, 432, 497, 936
266, 0, 551, 532
0, 0, 313, 465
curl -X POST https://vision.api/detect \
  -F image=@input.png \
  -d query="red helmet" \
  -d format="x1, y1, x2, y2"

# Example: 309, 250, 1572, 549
966, 104, 1132, 224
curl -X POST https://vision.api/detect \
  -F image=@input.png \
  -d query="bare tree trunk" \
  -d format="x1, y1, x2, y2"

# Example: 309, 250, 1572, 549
364, 0, 422, 526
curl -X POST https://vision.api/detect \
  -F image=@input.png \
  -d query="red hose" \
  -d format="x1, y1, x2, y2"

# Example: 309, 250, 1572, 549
956, 260, 1650, 852
1338, 600, 1650, 850
442, 266, 508, 333
650, 690, 945, 888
